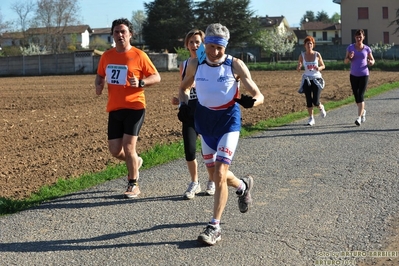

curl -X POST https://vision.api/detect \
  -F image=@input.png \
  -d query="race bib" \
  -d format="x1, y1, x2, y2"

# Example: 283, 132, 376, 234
189, 87, 197, 100
106, 64, 128, 85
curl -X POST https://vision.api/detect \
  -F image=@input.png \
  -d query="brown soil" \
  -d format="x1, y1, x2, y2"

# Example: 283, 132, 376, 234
1, 70, 397, 200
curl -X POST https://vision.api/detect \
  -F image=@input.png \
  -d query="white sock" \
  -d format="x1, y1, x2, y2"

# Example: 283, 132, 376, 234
210, 218, 220, 226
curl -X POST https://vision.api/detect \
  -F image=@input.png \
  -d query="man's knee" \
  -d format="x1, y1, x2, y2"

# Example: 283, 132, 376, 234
108, 142, 123, 158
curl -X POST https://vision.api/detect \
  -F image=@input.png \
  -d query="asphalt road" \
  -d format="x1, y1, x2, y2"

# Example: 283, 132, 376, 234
1, 89, 398, 266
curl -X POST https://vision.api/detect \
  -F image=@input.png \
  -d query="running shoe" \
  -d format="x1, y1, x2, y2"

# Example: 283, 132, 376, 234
319, 104, 326, 118
307, 117, 315, 126
205, 181, 215, 196
355, 117, 361, 126
237, 176, 254, 213
124, 181, 140, 198
183, 182, 201, 199
123, 157, 143, 198
197, 223, 222, 245
361, 110, 366, 123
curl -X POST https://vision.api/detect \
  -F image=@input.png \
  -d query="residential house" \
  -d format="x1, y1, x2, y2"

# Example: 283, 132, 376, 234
291, 28, 308, 46
0, 31, 25, 47
90, 27, 114, 47
256, 15, 298, 60
334, 0, 399, 45
25, 25, 92, 50
300, 21, 342, 45
259, 15, 297, 42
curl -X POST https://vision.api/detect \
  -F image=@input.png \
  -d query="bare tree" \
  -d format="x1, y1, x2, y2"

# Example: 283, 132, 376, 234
34, 0, 81, 53
0, 8, 11, 33
53, 0, 80, 27
131, 10, 146, 44
389, 8, 399, 36
11, 1, 36, 32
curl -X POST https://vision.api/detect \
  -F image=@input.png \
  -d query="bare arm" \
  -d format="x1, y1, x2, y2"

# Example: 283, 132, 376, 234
316, 53, 325, 71
367, 52, 375, 66
172, 62, 185, 105
178, 58, 197, 104
95, 74, 105, 95
344, 50, 354, 64
232, 58, 264, 107
297, 54, 303, 72
128, 72, 161, 88
143, 72, 161, 86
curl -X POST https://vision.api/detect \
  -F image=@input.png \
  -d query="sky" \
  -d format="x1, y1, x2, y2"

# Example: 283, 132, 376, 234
0, 0, 341, 29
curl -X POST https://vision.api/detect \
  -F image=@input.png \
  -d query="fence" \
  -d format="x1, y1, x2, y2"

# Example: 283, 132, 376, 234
1, 45, 397, 77
0, 51, 178, 77
227, 45, 399, 62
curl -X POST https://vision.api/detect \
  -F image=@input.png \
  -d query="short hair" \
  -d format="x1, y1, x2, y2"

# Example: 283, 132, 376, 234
184, 29, 205, 49
355, 29, 365, 36
110, 18, 133, 35
205, 23, 230, 41
304, 36, 316, 47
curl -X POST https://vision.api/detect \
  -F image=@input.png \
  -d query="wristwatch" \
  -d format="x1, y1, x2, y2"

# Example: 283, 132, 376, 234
139, 80, 145, 88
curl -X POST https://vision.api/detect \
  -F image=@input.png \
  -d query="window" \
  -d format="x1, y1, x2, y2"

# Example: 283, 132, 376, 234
358, 7, 369, 19
382, 7, 388, 19
383, 32, 389, 44
323, 32, 327, 41
313, 32, 316, 38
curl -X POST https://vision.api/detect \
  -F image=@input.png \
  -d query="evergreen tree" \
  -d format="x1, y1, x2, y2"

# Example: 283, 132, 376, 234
300, 11, 315, 25
193, 0, 258, 47
316, 11, 330, 22
142, 0, 195, 52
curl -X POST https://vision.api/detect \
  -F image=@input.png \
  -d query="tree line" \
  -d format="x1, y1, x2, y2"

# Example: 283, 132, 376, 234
0, 0, 340, 57
1, 0, 398, 57
138, 0, 341, 59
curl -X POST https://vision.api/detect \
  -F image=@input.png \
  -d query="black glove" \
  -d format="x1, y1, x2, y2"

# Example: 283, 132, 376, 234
177, 103, 192, 123
234, 94, 256, 108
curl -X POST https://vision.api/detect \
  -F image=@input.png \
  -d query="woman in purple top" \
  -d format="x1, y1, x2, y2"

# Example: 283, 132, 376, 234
344, 29, 375, 126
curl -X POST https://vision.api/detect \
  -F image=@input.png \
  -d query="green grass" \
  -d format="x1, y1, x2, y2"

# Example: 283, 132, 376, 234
1, 81, 398, 216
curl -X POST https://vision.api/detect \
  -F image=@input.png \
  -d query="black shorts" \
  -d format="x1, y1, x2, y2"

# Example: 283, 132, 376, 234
108, 109, 145, 140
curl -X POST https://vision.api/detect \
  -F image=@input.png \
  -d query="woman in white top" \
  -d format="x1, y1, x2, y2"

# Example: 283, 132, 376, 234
297, 36, 327, 126
172, 29, 215, 199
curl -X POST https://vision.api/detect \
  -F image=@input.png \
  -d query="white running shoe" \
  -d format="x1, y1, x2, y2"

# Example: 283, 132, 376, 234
361, 110, 366, 123
307, 117, 315, 126
205, 181, 215, 196
319, 104, 326, 118
184, 182, 201, 199
355, 117, 361, 126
